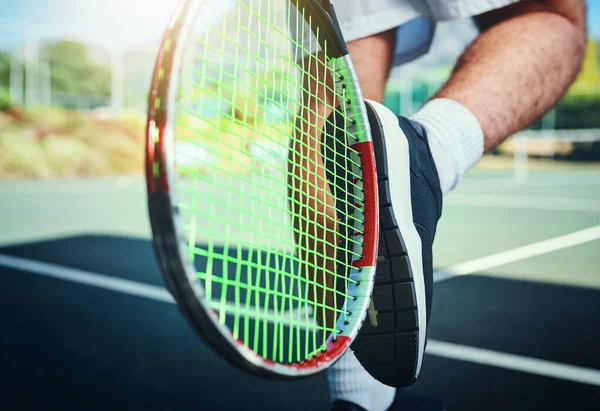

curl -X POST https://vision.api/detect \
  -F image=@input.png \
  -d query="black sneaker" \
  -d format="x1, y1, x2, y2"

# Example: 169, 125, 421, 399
350, 100, 443, 388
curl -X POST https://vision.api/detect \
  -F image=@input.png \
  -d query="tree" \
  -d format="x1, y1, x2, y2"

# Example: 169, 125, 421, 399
0, 52, 10, 110
44, 40, 111, 97
0, 51, 10, 89
553, 39, 600, 129
566, 38, 600, 95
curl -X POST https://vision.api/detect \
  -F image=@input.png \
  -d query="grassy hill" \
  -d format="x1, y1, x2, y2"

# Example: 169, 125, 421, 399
0, 106, 145, 179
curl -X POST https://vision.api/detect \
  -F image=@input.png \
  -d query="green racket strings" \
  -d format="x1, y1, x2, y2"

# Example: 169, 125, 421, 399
174, 0, 364, 364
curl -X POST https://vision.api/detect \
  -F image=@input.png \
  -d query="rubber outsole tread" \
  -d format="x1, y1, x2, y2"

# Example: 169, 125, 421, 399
351, 103, 420, 388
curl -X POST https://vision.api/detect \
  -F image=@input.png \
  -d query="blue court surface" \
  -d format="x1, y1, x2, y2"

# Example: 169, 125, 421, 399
1, 164, 599, 410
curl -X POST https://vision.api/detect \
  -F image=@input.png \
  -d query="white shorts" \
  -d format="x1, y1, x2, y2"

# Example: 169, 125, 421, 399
327, 0, 521, 65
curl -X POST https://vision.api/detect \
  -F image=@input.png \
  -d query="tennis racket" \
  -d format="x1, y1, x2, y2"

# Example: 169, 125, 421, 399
146, 0, 378, 378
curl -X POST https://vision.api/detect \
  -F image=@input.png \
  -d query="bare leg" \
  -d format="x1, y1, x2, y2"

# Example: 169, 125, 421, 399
435, 0, 585, 152
346, 29, 397, 103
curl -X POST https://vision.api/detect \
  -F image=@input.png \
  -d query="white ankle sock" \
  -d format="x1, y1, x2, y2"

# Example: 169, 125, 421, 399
410, 98, 484, 195
328, 350, 396, 411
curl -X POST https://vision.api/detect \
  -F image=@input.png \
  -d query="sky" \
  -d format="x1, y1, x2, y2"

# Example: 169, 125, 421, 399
0, 0, 180, 51
0, 0, 599, 52
589, 0, 600, 39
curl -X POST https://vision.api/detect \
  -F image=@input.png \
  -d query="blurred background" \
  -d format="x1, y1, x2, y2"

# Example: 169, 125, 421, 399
1, 1, 599, 410
0, 0, 599, 179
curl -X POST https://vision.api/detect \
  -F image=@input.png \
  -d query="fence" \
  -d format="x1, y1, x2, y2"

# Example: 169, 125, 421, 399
384, 76, 600, 182
0, 18, 155, 112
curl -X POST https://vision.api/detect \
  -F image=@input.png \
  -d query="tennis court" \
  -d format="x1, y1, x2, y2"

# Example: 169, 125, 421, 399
1, 161, 599, 410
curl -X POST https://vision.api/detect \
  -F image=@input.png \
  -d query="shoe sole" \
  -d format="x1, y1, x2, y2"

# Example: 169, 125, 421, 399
350, 100, 426, 387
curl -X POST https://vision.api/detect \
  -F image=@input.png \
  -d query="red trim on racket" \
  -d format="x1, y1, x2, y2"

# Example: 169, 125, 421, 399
350, 141, 378, 269
293, 336, 351, 370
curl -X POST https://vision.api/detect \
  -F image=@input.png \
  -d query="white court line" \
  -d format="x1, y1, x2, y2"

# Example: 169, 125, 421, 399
2, 251, 600, 385
435, 225, 600, 283
461, 178, 600, 194
426, 340, 600, 387
210, 301, 314, 325
445, 194, 600, 212
0, 253, 175, 303
0, 253, 309, 326
519, 179, 600, 189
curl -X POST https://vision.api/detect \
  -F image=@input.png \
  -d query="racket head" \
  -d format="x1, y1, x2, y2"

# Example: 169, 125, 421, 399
146, 0, 378, 378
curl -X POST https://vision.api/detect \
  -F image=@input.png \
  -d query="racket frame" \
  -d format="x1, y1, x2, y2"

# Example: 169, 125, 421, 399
146, 0, 379, 378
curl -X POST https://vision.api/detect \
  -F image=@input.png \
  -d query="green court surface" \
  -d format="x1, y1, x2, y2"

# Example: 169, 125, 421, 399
1, 163, 599, 410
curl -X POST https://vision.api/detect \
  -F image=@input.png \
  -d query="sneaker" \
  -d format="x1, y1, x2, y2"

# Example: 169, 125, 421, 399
350, 100, 443, 387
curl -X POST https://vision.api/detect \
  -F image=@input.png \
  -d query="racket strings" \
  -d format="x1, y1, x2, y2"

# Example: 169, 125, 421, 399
179, 192, 366, 257
175, 0, 366, 363
179, 58, 362, 167
293, 6, 366, 355
175, 125, 364, 202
